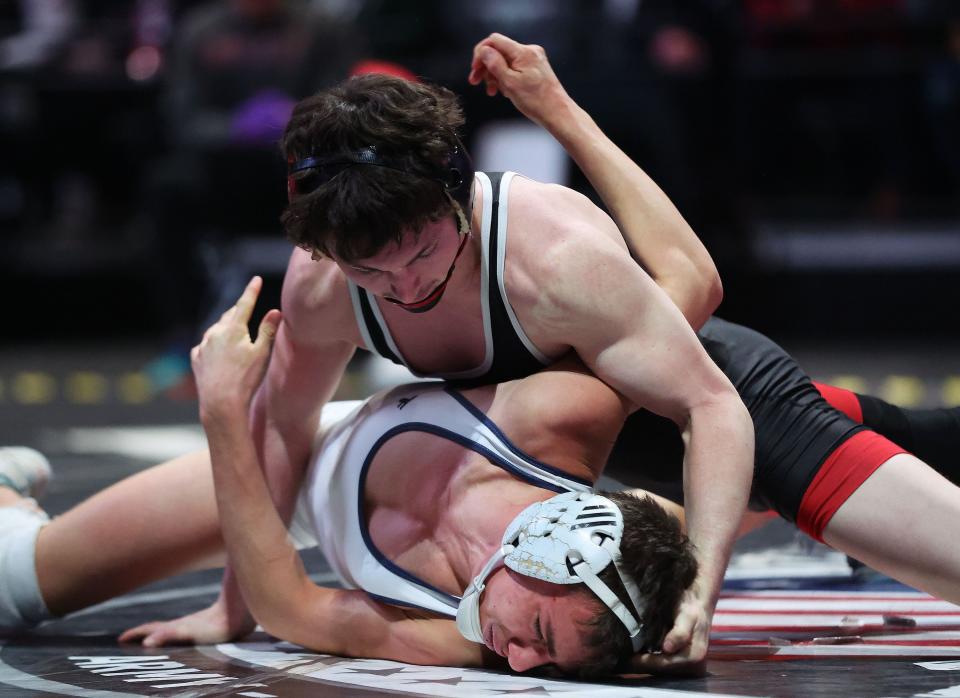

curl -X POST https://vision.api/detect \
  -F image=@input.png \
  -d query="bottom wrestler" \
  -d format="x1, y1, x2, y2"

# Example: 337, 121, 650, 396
1, 280, 958, 676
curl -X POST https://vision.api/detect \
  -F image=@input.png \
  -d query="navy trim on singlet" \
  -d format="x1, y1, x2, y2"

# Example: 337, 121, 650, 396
365, 591, 443, 614
356, 421, 575, 611
443, 386, 594, 489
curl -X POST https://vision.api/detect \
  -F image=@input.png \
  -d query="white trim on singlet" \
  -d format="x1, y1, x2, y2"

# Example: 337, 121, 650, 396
346, 173, 496, 381
494, 172, 552, 366
347, 282, 375, 352
367, 289, 410, 367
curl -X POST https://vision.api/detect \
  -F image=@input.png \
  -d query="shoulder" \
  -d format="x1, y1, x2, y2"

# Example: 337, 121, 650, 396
280, 249, 363, 349
503, 176, 635, 294
500, 175, 640, 327
505, 176, 627, 251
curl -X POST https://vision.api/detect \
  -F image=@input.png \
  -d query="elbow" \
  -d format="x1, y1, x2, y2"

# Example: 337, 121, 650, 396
665, 257, 723, 331
690, 261, 723, 327
704, 268, 723, 317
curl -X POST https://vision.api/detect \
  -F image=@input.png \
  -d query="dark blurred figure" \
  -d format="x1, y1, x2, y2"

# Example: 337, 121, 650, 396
0, 0, 79, 250
0, 0, 78, 71
738, 0, 920, 220
923, 13, 960, 209
585, 0, 740, 256
145, 0, 362, 340
427, 0, 737, 241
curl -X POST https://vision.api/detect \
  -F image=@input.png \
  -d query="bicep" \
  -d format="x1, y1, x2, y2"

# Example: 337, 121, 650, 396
538, 182, 720, 329
250, 269, 357, 439
258, 320, 354, 426
550, 241, 731, 423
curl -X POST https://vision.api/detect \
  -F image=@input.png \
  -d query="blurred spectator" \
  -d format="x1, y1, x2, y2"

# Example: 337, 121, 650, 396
738, 0, 918, 219
0, 0, 79, 246
165, 0, 357, 148
924, 17, 960, 206
0, 0, 78, 71
145, 0, 362, 338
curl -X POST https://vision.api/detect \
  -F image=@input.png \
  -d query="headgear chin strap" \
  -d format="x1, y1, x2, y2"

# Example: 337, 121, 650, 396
381, 194, 471, 314
456, 492, 648, 653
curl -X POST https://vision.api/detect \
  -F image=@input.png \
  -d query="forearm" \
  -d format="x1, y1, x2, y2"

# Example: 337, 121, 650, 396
215, 395, 318, 620
681, 395, 754, 610
543, 98, 721, 329
204, 406, 310, 627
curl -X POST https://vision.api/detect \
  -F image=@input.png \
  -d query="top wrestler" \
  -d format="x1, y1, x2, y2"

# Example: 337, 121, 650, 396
196, 32, 750, 672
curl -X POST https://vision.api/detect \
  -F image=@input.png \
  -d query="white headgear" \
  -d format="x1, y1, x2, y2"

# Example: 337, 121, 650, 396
455, 491, 647, 652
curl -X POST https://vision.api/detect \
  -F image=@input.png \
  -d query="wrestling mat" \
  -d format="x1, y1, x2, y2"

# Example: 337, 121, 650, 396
3, 561, 960, 696
3, 380, 960, 696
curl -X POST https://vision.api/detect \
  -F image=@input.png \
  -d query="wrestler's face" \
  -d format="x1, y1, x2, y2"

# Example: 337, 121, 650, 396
332, 216, 464, 308
479, 568, 600, 675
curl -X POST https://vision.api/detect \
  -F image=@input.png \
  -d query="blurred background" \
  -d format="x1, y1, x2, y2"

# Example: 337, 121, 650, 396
1, 0, 959, 439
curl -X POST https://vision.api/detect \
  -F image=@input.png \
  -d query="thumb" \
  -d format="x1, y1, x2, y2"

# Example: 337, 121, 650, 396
255, 309, 282, 349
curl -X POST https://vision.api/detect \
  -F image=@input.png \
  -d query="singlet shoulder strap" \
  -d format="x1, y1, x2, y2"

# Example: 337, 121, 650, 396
346, 281, 401, 364
488, 172, 552, 366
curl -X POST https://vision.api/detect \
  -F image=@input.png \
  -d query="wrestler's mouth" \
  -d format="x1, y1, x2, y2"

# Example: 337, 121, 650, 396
384, 280, 448, 313
485, 622, 505, 658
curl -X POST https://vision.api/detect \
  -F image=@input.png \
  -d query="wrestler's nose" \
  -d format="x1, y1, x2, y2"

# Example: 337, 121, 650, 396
389, 273, 425, 304
506, 641, 547, 673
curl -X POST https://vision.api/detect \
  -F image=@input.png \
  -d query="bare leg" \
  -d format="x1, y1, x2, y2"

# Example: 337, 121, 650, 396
34, 449, 225, 616
823, 453, 960, 604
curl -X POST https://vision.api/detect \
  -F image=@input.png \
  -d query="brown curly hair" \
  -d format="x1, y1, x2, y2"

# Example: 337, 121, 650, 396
280, 74, 466, 262
574, 491, 698, 678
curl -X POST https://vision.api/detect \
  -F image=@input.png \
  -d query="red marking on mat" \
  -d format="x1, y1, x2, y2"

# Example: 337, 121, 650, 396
710, 589, 960, 661
718, 609, 960, 616
714, 624, 960, 634
723, 592, 948, 601
796, 430, 906, 541
712, 638, 960, 647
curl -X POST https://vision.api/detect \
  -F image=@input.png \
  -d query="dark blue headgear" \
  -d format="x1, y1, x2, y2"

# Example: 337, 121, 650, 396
286, 135, 475, 222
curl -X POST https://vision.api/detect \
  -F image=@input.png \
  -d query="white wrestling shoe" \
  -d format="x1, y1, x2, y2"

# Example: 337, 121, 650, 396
0, 447, 52, 500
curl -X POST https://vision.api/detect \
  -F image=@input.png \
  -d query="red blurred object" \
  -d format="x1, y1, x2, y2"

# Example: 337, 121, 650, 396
349, 59, 418, 82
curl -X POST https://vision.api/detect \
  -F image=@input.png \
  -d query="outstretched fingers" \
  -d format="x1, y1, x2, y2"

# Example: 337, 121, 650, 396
232, 276, 263, 326
119, 621, 190, 648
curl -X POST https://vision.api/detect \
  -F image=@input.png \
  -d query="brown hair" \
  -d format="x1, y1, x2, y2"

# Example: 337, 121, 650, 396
574, 491, 697, 678
280, 74, 465, 262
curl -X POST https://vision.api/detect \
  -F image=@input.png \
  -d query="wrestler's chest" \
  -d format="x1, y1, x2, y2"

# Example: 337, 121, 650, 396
378, 306, 488, 373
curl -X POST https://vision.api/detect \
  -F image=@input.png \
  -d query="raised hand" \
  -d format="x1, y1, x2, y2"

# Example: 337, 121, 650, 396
190, 276, 282, 420
468, 33, 572, 131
